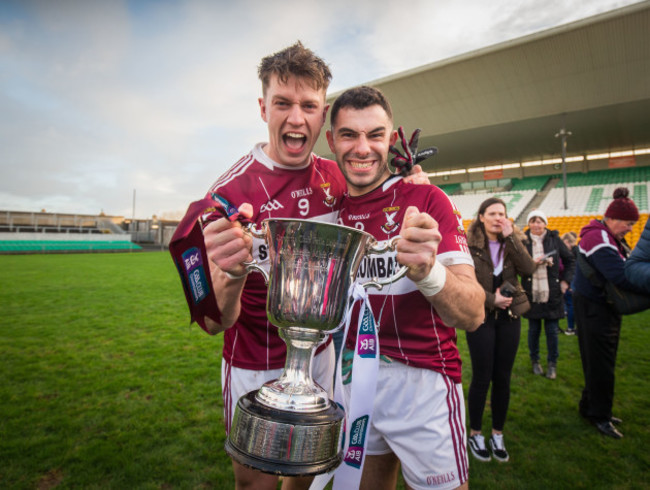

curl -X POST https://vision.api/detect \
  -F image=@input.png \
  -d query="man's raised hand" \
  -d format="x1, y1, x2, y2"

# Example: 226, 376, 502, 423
203, 203, 254, 278
396, 206, 442, 283
389, 127, 438, 176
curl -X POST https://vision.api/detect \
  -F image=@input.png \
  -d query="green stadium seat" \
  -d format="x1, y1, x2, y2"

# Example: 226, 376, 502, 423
0, 240, 142, 253
510, 176, 550, 191
564, 166, 650, 187
438, 183, 461, 195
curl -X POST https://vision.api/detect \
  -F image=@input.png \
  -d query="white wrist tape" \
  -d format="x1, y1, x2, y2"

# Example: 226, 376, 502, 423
415, 261, 447, 296
224, 270, 248, 280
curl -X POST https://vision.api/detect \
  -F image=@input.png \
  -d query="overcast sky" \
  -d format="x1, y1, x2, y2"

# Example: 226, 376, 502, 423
0, 0, 643, 219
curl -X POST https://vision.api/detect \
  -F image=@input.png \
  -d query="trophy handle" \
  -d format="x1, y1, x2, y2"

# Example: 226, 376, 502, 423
240, 222, 270, 283
361, 236, 409, 291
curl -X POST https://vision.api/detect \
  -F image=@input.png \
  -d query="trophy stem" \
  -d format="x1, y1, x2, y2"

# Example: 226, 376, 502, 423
255, 327, 330, 413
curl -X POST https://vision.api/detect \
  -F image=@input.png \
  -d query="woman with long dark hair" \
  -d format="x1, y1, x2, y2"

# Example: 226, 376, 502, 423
465, 197, 536, 463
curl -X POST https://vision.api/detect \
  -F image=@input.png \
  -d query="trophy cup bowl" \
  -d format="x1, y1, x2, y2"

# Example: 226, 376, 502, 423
225, 218, 407, 476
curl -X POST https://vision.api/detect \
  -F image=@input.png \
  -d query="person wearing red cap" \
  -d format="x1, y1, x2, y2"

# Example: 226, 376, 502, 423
572, 187, 643, 439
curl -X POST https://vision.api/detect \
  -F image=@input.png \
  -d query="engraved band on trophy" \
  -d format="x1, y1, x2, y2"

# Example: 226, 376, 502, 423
224, 218, 408, 476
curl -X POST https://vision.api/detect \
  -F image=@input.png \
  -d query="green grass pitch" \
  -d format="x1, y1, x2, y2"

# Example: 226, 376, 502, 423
0, 252, 648, 489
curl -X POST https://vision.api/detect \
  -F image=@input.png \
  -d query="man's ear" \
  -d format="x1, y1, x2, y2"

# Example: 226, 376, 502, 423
322, 104, 330, 124
259, 97, 268, 123
390, 129, 399, 146
326, 129, 335, 153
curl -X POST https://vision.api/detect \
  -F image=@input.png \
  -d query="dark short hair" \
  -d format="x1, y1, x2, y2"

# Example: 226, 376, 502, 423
330, 86, 393, 127
258, 41, 331, 96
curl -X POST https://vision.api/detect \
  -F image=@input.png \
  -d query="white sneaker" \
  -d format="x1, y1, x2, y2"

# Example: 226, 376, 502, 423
489, 433, 509, 462
468, 434, 491, 462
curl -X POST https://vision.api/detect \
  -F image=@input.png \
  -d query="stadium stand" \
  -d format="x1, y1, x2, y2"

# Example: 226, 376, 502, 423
437, 183, 461, 195
562, 166, 650, 188
538, 183, 649, 216
443, 170, 649, 249
545, 214, 649, 249
450, 190, 537, 222
0, 211, 143, 254
0, 240, 141, 253
510, 176, 551, 192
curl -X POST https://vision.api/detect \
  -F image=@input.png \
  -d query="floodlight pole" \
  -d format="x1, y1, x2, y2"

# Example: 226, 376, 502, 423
132, 189, 136, 232
130, 189, 137, 251
555, 123, 572, 210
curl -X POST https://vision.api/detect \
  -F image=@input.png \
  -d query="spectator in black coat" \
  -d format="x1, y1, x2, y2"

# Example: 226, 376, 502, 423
521, 210, 575, 380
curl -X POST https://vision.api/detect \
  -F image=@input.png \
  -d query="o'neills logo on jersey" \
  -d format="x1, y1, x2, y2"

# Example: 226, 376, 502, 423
260, 199, 284, 213
320, 182, 336, 208
380, 206, 400, 234
290, 187, 313, 199
347, 212, 370, 221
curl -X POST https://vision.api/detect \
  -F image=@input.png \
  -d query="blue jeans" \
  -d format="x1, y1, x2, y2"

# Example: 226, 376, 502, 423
528, 318, 559, 364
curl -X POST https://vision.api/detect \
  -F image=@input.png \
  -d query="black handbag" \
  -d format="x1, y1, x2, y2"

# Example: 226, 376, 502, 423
500, 280, 531, 317
576, 253, 650, 315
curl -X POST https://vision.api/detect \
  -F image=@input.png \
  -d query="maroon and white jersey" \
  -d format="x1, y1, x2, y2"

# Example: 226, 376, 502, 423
339, 177, 472, 383
207, 143, 347, 370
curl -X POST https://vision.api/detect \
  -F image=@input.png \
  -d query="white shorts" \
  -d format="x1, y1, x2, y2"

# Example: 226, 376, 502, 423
221, 343, 335, 433
347, 360, 468, 490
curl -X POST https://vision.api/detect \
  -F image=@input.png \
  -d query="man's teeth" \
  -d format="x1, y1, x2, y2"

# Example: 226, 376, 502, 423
285, 132, 305, 140
350, 161, 373, 169
284, 132, 306, 149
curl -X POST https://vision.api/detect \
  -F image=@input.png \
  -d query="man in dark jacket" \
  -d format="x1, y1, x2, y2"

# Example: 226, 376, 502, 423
573, 188, 642, 439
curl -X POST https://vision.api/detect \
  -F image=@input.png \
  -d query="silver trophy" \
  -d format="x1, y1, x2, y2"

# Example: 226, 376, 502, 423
225, 218, 407, 476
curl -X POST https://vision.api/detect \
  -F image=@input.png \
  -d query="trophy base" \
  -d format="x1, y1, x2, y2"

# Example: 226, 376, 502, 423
225, 391, 344, 476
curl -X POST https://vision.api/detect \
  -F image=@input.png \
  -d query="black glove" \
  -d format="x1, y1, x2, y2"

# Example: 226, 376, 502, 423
389, 127, 438, 176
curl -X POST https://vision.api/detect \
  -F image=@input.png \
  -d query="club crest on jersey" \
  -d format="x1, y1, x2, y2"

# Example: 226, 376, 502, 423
453, 208, 466, 235
320, 182, 336, 208
380, 206, 400, 234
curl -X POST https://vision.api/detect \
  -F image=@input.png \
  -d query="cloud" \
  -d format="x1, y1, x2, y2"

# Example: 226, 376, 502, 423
0, 0, 643, 218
